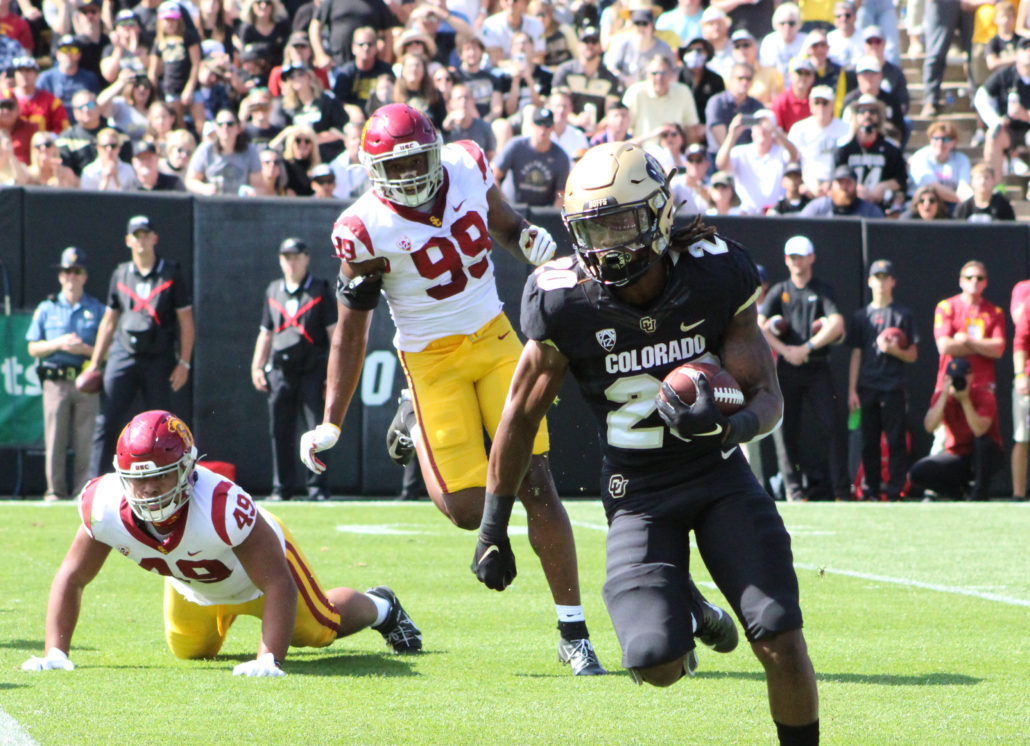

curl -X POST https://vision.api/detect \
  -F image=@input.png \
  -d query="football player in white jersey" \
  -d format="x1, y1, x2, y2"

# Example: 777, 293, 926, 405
22, 410, 420, 677
300, 103, 605, 675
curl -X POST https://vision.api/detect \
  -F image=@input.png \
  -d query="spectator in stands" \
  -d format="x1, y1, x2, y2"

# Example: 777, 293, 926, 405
58, 0, 109, 80
193, 57, 235, 124
186, 108, 262, 194
976, 37, 1030, 179
588, 100, 632, 145
800, 164, 885, 216
954, 162, 1016, 221
441, 82, 497, 158
909, 357, 1004, 500
706, 169, 741, 214
0, 19, 26, 72
57, 89, 104, 176
548, 88, 588, 162
728, 28, 783, 105
27, 130, 80, 187
624, 55, 702, 145
326, 121, 368, 199
393, 28, 438, 69
362, 72, 395, 116
716, 107, 799, 214
857, 26, 909, 116
493, 105, 570, 207
148, 2, 202, 127
841, 55, 907, 146
0, 128, 28, 183
80, 127, 137, 190
657, 0, 703, 48
431, 66, 457, 112
308, 0, 399, 69
391, 52, 445, 131
276, 123, 320, 195
771, 56, 814, 132
238, 42, 273, 91
986, 1, 1020, 75
98, 9, 149, 83
1009, 278, 1030, 499
700, 6, 733, 76
677, 37, 724, 125
681, 140, 711, 192
552, 27, 620, 134
827, 1, 862, 70
97, 70, 153, 143
604, 2, 676, 89
308, 162, 336, 198
256, 146, 290, 195
908, 121, 972, 205
803, 29, 844, 93
847, 259, 919, 501
196, 0, 231, 49
834, 95, 906, 214
6, 56, 69, 136
160, 127, 195, 177
922, 0, 974, 118
769, 161, 810, 214
670, 142, 711, 214
759, 2, 804, 78
901, 184, 949, 221
268, 31, 328, 99
239, 86, 281, 147
759, 235, 850, 502
237, 0, 291, 69
497, 32, 552, 131
0, 89, 35, 164
482, 0, 545, 66
330, 26, 389, 119
705, 62, 763, 154
933, 260, 1005, 390
456, 35, 504, 124
132, 139, 185, 190
644, 121, 688, 171
535, 0, 576, 68
276, 63, 348, 160
38, 34, 102, 110
0, 0, 32, 54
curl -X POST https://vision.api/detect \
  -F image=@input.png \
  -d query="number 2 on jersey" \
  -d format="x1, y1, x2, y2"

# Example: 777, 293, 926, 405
410, 212, 491, 300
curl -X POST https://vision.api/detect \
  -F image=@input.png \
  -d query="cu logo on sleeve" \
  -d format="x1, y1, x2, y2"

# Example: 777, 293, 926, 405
608, 474, 629, 498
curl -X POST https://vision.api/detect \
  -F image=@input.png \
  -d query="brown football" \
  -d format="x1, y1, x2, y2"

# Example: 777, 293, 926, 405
766, 314, 788, 337
75, 368, 103, 394
882, 326, 909, 349
811, 316, 845, 344
660, 362, 745, 415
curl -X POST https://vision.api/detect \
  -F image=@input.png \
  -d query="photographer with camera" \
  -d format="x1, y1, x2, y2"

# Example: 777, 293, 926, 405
909, 358, 1004, 501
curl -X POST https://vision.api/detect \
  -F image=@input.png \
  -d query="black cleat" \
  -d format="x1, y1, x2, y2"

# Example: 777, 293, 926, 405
690, 577, 738, 653
386, 390, 415, 467
367, 586, 422, 654
557, 637, 607, 675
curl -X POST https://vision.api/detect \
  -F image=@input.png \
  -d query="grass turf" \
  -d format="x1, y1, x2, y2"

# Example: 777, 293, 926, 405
1, 500, 1028, 745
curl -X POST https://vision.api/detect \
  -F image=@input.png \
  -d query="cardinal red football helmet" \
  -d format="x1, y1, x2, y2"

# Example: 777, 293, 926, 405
115, 410, 198, 522
360, 103, 443, 207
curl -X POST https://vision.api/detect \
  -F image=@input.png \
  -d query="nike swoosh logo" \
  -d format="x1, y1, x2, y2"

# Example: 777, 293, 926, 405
187, 550, 201, 556
453, 200, 466, 212
695, 424, 723, 437
498, 331, 511, 340
721, 447, 736, 460
681, 319, 705, 332
479, 545, 499, 564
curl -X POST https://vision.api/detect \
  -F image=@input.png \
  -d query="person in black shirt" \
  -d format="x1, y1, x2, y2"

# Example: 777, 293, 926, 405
309, 0, 399, 68
86, 215, 195, 478
954, 162, 1016, 222
846, 260, 919, 500
455, 35, 505, 122
552, 26, 623, 131
132, 140, 186, 190
677, 37, 725, 125
331, 25, 393, 119
251, 238, 336, 501
770, 161, 810, 214
759, 235, 850, 502
834, 94, 907, 213
475, 142, 819, 746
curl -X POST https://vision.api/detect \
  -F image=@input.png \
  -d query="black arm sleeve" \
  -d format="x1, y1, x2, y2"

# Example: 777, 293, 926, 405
336, 271, 383, 311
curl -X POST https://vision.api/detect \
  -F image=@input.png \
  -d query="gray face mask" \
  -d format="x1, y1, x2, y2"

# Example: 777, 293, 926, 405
683, 50, 705, 69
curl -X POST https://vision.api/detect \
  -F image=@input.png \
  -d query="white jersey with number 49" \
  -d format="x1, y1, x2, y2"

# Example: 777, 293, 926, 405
330, 140, 503, 352
78, 466, 286, 606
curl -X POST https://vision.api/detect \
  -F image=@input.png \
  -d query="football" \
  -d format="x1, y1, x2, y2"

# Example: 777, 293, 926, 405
765, 314, 788, 337
811, 316, 844, 344
660, 362, 745, 415
882, 326, 910, 349
75, 367, 103, 394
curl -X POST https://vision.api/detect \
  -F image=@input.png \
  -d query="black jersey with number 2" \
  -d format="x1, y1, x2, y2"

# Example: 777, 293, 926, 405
521, 236, 760, 482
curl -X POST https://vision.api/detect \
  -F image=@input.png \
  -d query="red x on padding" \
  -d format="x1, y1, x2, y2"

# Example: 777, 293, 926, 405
268, 296, 322, 344
118, 279, 174, 325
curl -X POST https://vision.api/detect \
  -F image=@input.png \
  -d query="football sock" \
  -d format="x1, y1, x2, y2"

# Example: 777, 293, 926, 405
557, 620, 589, 640
366, 592, 391, 627
555, 604, 585, 623
774, 719, 819, 746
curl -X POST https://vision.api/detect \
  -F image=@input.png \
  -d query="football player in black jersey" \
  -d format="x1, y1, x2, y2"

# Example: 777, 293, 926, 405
472, 142, 820, 745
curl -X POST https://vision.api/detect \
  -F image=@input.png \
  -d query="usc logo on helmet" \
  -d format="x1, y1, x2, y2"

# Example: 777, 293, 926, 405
167, 417, 194, 449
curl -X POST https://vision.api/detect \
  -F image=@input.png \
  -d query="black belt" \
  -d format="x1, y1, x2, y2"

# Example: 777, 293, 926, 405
38, 363, 81, 382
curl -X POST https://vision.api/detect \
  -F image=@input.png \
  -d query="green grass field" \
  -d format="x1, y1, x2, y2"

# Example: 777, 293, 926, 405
2, 500, 1028, 745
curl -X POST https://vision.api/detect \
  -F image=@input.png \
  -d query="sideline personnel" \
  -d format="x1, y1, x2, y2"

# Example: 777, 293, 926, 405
251, 238, 336, 501
26, 247, 104, 501
86, 215, 195, 477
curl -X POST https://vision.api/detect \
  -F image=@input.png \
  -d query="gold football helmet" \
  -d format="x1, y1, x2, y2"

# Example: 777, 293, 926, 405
562, 142, 675, 286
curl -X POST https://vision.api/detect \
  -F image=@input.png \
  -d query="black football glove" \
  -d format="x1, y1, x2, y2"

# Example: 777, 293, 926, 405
471, 492, 517, 591
656, 374, 729, 444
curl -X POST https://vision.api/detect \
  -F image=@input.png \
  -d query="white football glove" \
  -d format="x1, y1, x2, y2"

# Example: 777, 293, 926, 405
22, 648, 74, 671
300, 423, 340, 474
233, 652, 285, 677
520, 225, 557, 266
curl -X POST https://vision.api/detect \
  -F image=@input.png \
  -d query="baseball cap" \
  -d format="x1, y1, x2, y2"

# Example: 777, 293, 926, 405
10, 55, 39, 71
686, 142, 707, 157
711, 170, 734, 187
700, 6, 727, 24
832, 164, 857, 181
533, 107, 555, 127
288, 31, 310, 47
863, 25, 884, 41
77, 0, 101, 10
856, 93, 881, 108
281, 62, 309, 78
630, 8, 654, 23
804, 30, 828, 50
310, 163, 334, 181
789, 56, 814, 73
784, 161, 802, 175
132, 140, 158, 157
855, 55, 882, 74
201, 39, 225, 58
578, 26, 600, 41
115, 8, 139, 24
240, 43, 265, 62
753, 109, 777, 126
126, 215, 153, 234
809, 84, 834, 102
945, 358, 971, 378
784, 236, 814, 256
279, 237, 308, 254
56, 34, 80, 49
868, 259, 894, 277
56, 246, 88, 270
157, 0, 182, 18
731, 29, 756, 44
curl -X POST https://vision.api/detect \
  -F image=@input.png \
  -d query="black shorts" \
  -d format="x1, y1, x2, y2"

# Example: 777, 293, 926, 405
602, 451, 802, 670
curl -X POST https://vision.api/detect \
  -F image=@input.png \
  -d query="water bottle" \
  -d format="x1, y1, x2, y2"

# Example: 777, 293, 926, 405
848, 408, 861, 431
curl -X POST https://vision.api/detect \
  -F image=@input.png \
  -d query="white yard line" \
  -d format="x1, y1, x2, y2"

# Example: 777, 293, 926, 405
0, 708, 38, 746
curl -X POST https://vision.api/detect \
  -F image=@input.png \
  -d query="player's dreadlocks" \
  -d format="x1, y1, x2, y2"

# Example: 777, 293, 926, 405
668, 215, 718, 253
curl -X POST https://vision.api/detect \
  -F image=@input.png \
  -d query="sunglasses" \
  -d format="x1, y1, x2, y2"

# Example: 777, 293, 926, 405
866, 38, 884, 44
76, 101, 97, 110
735, 75, 753, 81
216, 119, 238, 126
835, 12, 852, 18
931, 136, 953, 142
59, 45, 81, 54
171, 146, 193, 155
99, 142, 120, 149
713, 182, 733, 189
963, 274, 986, 281
660, 130, 679, 138
918, 196, 938, 204
60, 267, 87, 275
649, 70, 669, 76
295, 137, 312, 144
687, 155, 706, 163
261, 159, 279, 166
778, 19, 797, 26
34, 141, 55, 148
0, 101, 17, 110
633, 20, 650, 26
857, 108, 878, 115
811, 99, 831, 105
354, 40, 374, 47
733, 41, 754, 48
313, 176, 335, 184
582, 37, 600, 44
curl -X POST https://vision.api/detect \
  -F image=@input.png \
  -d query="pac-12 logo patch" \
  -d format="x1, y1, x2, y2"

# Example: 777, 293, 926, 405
397, 236, 412, 253
608, 474, 628, 498
596, 328, 616, 351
